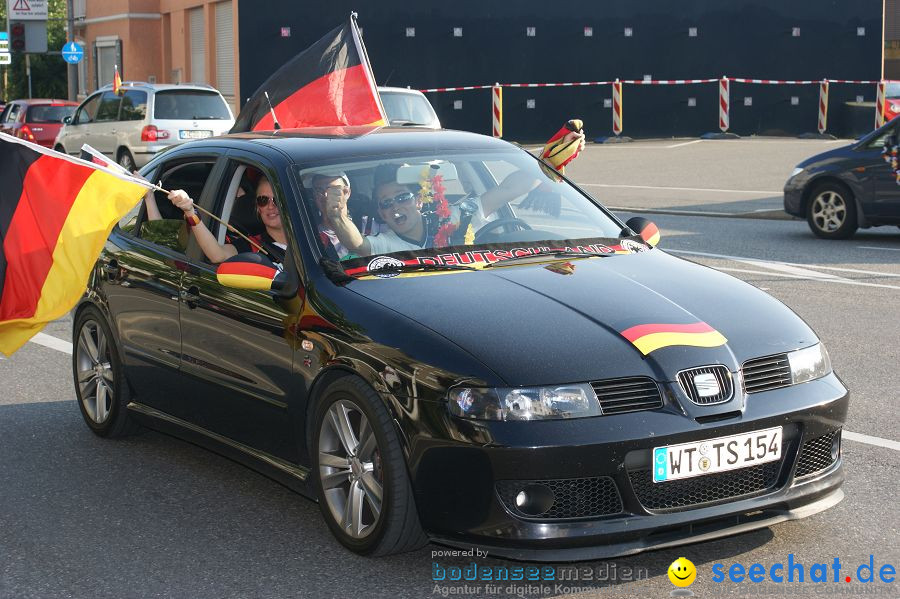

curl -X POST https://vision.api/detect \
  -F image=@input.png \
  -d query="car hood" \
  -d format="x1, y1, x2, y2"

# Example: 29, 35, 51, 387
348, 250, 818, 386
796, 144, 855, 169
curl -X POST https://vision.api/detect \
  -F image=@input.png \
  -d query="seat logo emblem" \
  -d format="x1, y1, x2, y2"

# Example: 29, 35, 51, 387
693, 373, 720, 397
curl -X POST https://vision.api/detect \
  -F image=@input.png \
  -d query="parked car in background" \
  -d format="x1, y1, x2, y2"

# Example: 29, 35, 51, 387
378, 86, 441, 128
784, 115, 900, 238
0, 99, 78, 148
54, 82, 235, 169
884, 82, 900, 123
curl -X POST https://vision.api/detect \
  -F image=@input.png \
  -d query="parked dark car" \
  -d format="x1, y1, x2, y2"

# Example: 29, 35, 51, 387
784, 116, 900, 238
0, 98, 78, 148
74, 127, 847, 560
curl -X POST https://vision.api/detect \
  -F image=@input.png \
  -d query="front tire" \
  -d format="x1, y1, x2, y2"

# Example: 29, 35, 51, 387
72, 307, 140, 437
311, 376, 427, 556
806, 182, 858, 239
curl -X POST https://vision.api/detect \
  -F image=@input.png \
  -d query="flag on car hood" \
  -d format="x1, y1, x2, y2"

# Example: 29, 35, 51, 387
230, 15, 387, 133
0, 132, 149, 356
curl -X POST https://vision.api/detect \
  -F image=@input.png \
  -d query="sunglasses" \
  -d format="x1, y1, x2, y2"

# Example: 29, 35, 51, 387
378, 192, 416, 211
256, 195, 276, 207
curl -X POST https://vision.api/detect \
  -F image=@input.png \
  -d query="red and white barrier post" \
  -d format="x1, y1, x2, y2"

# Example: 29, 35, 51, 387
875, 80, 886, 129
718, 76, 730, 132
612, 79, 623, 136
818, 80, 829, 134
492, 83, 503, 138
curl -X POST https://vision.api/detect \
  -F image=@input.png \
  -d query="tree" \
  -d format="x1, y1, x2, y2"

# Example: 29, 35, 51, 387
1, 0, 68, 100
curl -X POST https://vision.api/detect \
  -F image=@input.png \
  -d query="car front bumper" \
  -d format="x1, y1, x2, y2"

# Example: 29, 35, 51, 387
411, 374, 848, 561
783, 175, 808, 217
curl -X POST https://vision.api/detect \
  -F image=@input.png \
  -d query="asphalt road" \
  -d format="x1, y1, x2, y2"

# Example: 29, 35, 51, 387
1, 139, 899, 599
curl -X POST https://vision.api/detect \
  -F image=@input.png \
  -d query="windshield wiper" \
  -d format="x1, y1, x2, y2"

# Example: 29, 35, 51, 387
353, 262, 477, 277
483, 250, 612, 268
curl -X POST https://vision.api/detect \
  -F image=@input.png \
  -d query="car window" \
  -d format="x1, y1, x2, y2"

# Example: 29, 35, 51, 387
120, 90, 148, 121
76, 94, 102, 124
865, 123, 899, 149
26, 104, 76, 123
5, 104, 22, 123
153, 90, 231, 120
95, 92, 122, 122
0, 104, 10, 123
137, 161, 215, 253
887, 82, 900, 99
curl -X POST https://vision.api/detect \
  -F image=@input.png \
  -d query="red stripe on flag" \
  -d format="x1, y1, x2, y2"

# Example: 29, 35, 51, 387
253, 64, 383, 130
0, 155, 93, 321
620, 322, 715, 342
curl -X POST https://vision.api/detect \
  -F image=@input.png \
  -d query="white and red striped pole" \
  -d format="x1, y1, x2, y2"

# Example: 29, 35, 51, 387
875, 80, 886, 129
612, 79, 623, 136
818, 80, 829, 134
718, 76, 730, 132
492, 83, 503, 138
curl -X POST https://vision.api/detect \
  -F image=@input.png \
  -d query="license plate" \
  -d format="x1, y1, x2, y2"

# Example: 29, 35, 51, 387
653, 426, 782, 483
179, 130, 212, 139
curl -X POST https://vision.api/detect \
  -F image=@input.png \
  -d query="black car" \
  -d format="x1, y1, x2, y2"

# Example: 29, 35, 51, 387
74, 127, 847, 560
784, 116, 900, 238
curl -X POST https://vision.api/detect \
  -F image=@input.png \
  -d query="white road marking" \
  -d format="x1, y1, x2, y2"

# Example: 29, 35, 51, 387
665, 140, 703, 149
858, 246, 900, 252
20, 332, 900, 453
843, 431, 900, 452
30, 332, 73, 355
579, 182, 781, 194
669, 249, 900, 290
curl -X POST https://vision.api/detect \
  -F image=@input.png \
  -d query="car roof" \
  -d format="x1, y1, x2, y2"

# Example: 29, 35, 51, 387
96, 82, 222, 94
11, 98, 77, 105
378, 86, 428, 97
185, 127, 512, 163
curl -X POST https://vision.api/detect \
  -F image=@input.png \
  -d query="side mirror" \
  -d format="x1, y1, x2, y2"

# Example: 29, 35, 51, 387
62, 115, 72, 125
216, 253, 289, 293
624, 216, 661, 247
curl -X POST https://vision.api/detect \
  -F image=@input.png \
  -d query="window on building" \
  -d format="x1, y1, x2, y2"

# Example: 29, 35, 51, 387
215, 1, 235, 99
190, 7, 206, 84
94, 37, 122, 88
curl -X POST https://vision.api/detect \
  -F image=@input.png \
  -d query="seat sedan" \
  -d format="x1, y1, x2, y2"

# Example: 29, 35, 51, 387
784, 116, 900, 238
74, 126, 847, 560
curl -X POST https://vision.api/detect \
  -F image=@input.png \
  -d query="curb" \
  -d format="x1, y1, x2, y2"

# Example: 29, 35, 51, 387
608, 206, 795, 221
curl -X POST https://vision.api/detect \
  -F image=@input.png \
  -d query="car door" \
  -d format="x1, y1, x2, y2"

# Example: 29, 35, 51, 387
88, 91, 123, 157
63, 93, 102, 154
102, 153, 222, 419
867, 122, 900, 221
177, 149, 301, 462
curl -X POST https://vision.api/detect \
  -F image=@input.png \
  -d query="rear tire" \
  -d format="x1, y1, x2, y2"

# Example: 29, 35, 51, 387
310, 376, 427, 556
806, 182, 858, 239
117, 149, 136, 172
72, 307, 140, 437
54, 144, 66, 155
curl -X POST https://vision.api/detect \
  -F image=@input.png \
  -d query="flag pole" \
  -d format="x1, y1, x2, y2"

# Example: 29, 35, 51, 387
350, 12, 388, 122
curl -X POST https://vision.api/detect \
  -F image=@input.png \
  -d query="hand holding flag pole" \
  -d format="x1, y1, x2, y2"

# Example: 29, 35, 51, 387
78, 143, 268, 256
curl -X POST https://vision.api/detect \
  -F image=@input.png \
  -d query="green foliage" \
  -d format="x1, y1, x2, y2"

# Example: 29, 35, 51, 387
1, 0, 69, 100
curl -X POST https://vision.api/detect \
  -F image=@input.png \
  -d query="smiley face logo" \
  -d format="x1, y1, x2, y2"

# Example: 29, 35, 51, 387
668, 557, 697, 587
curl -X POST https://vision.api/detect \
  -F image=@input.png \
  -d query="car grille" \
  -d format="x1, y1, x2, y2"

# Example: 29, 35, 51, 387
742, 353, 792, 393
628, 460, 783, 511
677, 365, 734, 405
795, 429, 841, 478
496, 477, 623, 520
591, 377, 663, 415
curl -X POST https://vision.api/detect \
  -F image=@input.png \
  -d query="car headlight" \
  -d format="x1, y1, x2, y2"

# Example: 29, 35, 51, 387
787, 343, 831, 384
789, 166, 804, 178
448, 383, 601, 421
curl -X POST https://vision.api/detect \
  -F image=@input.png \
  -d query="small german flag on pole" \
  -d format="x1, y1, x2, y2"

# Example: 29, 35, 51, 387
113, 65, 122, 95
230, 13, 386, 132
0, 133, 149, 356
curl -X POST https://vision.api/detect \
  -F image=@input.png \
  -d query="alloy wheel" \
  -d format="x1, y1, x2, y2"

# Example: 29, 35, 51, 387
318, 399, 384, 539
810, 191, 846, 233
75, 320, 115, 423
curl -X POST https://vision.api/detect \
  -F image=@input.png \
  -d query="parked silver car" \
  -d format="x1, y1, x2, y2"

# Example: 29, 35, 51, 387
54, 82, 235, 169
378, 86, 441, 129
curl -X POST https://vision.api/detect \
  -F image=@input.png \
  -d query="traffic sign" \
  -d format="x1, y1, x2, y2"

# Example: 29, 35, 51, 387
7, 0, 47, 21
0, 31, 10, 63
62, 41, 84, 64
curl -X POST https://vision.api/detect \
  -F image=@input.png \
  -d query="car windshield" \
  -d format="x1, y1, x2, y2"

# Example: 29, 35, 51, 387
296, 148, 644, 278
26, 104, 75, 123
380, 92, 437, 126
886, 82, 900, 98
153, 90, 231, 120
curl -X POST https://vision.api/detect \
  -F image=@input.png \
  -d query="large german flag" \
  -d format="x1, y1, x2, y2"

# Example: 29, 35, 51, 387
230, 15, 386, 133
620, 322, 727, 356
0, 133, 148, 356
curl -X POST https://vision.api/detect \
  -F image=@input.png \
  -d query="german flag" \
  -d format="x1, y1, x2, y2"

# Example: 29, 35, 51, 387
620, 322, 727, 356
230, 15, 386, 133
541, 119, 584, 173
0, 133, 148, 356
216, 255, 281, 291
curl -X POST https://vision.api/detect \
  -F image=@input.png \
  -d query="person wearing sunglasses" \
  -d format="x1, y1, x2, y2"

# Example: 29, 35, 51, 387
169, 175, 287, 264
311, 172, 383, 259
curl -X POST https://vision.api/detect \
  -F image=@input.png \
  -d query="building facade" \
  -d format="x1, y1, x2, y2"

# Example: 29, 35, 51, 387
73, 0, 240, 112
